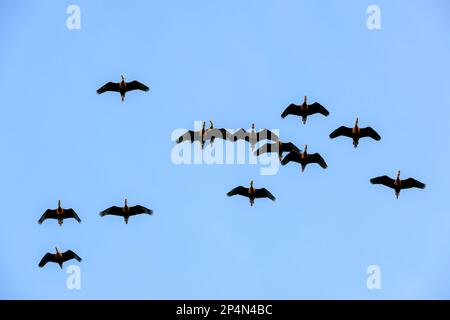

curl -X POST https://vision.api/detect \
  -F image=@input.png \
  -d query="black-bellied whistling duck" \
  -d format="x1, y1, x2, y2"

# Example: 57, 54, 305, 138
38, 200, 81, 226
330, 117, 381, 147
97, 75, 149, 101
281, 96, 329, 124
255, 141, 301, 161
176, 121, 207, 149
227, 180, 276, 206
370, 171, 426, 198
281, 145, 328, 172
203, 120, 233, 145
232, 124, 279, 151
99, 199, 153, 224
38, 247, 82, 269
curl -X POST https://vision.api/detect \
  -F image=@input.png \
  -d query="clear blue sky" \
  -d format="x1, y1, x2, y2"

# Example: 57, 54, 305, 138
1, 0, 449, 299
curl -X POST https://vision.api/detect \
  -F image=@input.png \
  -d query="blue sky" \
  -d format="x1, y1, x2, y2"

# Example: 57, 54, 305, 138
1, 0, 450, 299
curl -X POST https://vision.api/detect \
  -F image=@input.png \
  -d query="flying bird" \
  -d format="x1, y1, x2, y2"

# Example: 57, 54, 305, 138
233, 124, 279, 151
281, 96, 329, 124
227, 180, 276, 206
176, 121, 208, 149
255, 141, 301, 160
38, 200, 81, 226
281, 145, 328, 171
97, 75, 149, 101
370, 171, 426, 198
329, 117, 381, 147
203, 120, 234, 146
38, 248, 82, 269
99, 199, 153, 224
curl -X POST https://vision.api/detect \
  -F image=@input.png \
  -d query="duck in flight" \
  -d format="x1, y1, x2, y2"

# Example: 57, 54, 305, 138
329, 117, 381, 148
176, 121, 207, 149
227, 180, 276, 206
38, 248, 82, 269
281, 96, 329, 124
203, 120, 233, 146
281, 145, 328, 172
99, 199, 153, 224
97, 75, 149, 101
233, 124, 279, 151
370, 171, 426, 198
38, 200, 81, 226
255, 141, 301, 161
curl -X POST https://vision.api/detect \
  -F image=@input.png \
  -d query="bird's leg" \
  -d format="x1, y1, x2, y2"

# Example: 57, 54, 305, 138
124, 216, 129, 224
59, 263, 63, 269
58, 219, 63, 227
353, 139, 358, 148
302, 116, 307, 125
395, 191, 400, 199
121, 93, 125, 102
250, 199, 254, 207
301, 164, 305, 172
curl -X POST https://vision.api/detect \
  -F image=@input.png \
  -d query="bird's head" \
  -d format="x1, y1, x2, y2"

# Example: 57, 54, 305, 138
120, 74, 125, 81
355, 117, 359, 127
55, 247, 60, 254
250, 180, 254, 188
124, 198, 128, 207
304, 144, 308, 153
397, 170, 401, 179
209, 120, 214, 129
57, 200, 61, 208
304, 96, 307, 103
251, 123, 255, 130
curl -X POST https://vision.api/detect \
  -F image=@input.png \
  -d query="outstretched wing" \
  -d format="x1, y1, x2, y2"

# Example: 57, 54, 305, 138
176, 130, 202, 143
280, 142, 300, 153
38, 209, 58, 224
308, 102, 329, 116
38, 253, 56, 267
281, 151, 301, 165
254, 188, 276, 201
359, 127, 381, 141
99, 206, 124, 217
308, 153, 328, 169
227, 186, 249, 197
97, 82, 120, 94
329, 126, 352, 139
63, 209, 81, 223
370, 175, 395, 188
401, 178, 426, 190
129, 205, 153, 216
204, 128, 233, 142
281, 104, 300, 118
62, 250, 82, 263
255, 142, 278, 156
126, 81, 149, 92
256, 129, 279, 142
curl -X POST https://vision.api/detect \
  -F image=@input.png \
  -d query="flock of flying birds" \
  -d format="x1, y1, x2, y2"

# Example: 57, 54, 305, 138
175, 95, 426, 206
37, 75, 426, 269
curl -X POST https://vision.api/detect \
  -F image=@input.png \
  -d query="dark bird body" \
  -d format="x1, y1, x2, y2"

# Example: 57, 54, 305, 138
281, 96, 329, 124
233, 124, 279, 151
97, 75, 149, 101
176, 121, 231, 149
330, 118, 381, 147
255, 141, 300, 160
227, 180, 276, 206
38, 200, 81, 226
281, 145, 327, 171
39, 248, 82, 269
99, 199, 153, 224
370, 171, 425, 198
